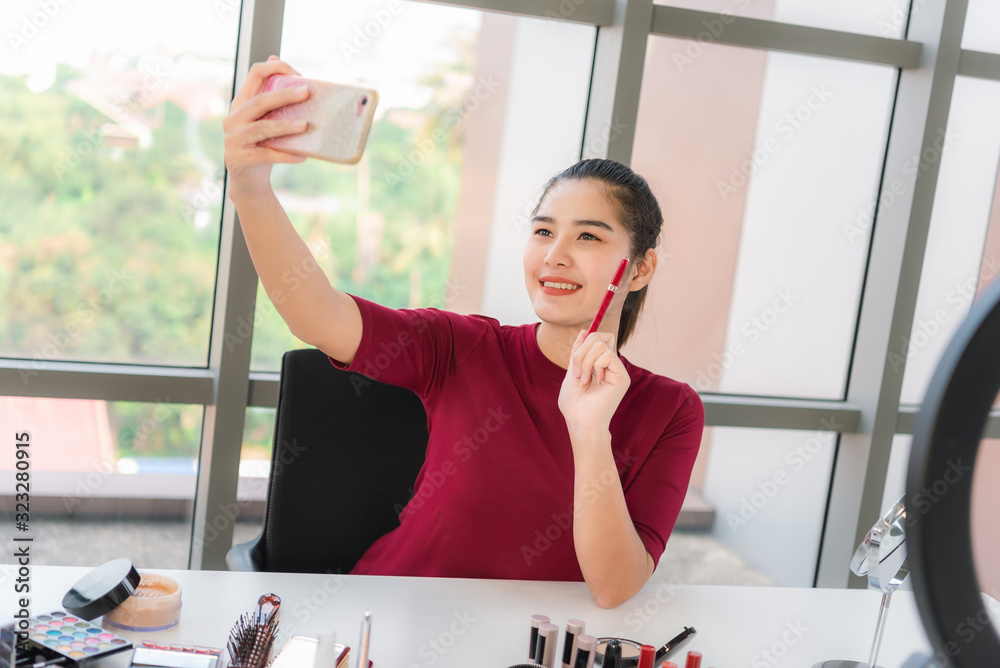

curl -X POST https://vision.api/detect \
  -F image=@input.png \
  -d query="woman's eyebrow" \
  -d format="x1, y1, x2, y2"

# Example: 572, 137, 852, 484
531, 215, 614, 233
574, 219, 614, 233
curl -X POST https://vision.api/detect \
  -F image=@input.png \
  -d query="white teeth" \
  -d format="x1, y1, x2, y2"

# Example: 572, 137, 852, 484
542, 281, 581, 290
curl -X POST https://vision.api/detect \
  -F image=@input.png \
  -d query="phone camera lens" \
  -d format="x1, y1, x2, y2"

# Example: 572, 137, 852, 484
361, 96, 368, 106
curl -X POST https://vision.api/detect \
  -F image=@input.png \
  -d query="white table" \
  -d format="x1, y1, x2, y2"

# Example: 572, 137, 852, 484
4, 565, 935, 667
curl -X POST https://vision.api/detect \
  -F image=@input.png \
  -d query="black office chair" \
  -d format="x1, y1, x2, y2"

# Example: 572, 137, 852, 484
226, 348, 428, 574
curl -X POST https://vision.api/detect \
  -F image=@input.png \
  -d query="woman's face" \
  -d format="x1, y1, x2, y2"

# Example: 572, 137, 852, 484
523, 178, 633, 332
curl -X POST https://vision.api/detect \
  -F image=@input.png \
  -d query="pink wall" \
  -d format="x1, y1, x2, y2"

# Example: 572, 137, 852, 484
626, 35, 770, 489
972, 437, 1000, 596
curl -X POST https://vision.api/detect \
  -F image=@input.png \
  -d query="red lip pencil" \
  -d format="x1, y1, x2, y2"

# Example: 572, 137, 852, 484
585, 257, 630, 337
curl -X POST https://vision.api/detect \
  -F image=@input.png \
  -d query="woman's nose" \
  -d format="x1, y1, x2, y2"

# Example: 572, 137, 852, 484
544, 236, 572, 266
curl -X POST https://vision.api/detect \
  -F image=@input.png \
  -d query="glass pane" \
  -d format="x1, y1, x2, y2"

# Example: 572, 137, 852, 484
963, 0, 1000, 55
230, 407, 275, 551
881, 434, 913, 518
697, 426, 837, 586
250, 1, 595, 370
0, 397, 202, 567
654, 0, 911, 39
900, 77, 1000, 405
1, 0, 238, 367
628, 37, 896, 400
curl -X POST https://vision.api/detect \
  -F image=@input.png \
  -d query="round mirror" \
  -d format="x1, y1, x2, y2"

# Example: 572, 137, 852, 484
908, 275, 1000, 667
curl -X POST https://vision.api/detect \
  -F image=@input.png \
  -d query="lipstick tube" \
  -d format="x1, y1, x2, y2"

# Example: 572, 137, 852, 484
562, 619, 585, 668
529, 615, 550, 662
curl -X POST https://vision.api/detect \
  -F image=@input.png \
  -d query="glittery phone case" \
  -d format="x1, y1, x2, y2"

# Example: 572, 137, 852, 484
259, 74, 378, 165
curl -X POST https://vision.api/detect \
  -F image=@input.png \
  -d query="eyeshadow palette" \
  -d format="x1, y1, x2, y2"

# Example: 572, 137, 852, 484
24, 611, 132, 664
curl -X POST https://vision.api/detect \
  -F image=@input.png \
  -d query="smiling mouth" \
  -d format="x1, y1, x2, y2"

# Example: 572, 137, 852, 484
540, 281, 581, 290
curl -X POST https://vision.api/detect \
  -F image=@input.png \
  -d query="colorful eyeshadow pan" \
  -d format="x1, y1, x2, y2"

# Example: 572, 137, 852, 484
25, 611, 133, 665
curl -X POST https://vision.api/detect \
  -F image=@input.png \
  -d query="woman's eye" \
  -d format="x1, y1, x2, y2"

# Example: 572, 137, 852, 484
580, 232, 600, 241
534, 228, 553, 237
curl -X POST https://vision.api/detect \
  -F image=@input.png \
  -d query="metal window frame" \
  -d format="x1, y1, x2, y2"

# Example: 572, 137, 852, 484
897, 406, 1000, 438
187, 0, 286, 569
815, 0, 970, 588
0, 0, 994, 579
421, 0, 615, 26
650, 6, 922, 68
958, 49, 1000, 81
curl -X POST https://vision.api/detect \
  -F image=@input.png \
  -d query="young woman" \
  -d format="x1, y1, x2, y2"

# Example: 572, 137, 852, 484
223, 57, 704, 609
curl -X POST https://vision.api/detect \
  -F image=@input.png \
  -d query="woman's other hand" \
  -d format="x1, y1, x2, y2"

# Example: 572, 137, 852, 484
223, 55, 310, 199
558, 331, 631, 435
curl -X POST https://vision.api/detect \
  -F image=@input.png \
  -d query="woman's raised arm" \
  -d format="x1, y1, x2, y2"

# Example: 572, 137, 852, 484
223, 56, 362, 364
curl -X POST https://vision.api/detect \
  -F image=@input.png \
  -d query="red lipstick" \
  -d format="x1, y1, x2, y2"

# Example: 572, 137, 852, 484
585, 258, 629, 337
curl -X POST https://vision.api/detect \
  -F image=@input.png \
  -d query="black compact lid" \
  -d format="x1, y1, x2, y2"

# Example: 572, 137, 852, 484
62, 558, 141, 620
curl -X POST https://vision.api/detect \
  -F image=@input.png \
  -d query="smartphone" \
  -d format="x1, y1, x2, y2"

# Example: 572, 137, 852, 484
259, 74, 378, 165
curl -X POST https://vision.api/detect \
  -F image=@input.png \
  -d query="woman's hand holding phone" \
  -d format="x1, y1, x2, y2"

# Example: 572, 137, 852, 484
223, 55, 310, 200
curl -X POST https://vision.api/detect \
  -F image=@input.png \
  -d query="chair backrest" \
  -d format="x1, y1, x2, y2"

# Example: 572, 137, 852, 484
250, 348, 428, 573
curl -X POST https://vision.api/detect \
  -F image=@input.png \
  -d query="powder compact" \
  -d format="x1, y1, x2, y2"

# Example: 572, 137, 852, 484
103, 573, 182, 633
62, 558, 183, 633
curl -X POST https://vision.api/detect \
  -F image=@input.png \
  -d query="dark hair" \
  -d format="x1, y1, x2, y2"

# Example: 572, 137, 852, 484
532, 159, 663, 347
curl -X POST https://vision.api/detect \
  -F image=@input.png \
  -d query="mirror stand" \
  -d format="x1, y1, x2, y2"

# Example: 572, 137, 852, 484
814, 497, 908, 668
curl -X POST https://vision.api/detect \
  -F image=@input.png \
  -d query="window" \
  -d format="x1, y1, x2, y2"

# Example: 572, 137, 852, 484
899, 77, 1000, 405
628, 37, 896, 400
1, 396, 202, 567
3, 0, 991, 585
249, 0, 596, 370
963, 0, 1000, 54
698, 426, 836, 586
1, 0, 239, 367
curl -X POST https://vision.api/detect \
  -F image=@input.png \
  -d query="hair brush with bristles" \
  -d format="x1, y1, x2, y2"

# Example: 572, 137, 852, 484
227, 593, 280, 668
